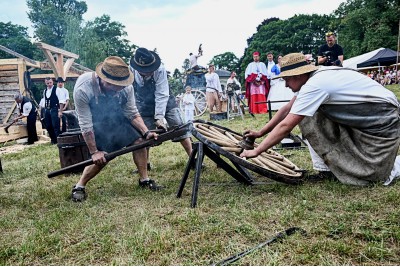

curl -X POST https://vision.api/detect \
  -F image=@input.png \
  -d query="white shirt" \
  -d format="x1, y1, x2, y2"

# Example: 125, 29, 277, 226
189, 54, 200, 68
45, 86, 66, 104
59, 87, 70, 101
245, 61, 267, 78
182, 93, 195, 110
132, 64, 170, 120
290, 67, 399, 117
266, 60, 276, 79
18, 102, 32, 117
205, 72, 222, 93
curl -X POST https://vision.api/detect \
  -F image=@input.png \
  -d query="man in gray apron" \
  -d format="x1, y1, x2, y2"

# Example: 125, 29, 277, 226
71, 56, 162, 202
240, 53, 400, 186
130, 47, 192, 171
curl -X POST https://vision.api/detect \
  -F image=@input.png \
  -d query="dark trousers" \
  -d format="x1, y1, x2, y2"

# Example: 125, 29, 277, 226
27, 111, 38, 144
44, 108, 60, 144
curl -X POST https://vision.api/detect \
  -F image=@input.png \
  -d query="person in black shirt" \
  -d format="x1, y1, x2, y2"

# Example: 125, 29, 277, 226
317, 31, 344, 67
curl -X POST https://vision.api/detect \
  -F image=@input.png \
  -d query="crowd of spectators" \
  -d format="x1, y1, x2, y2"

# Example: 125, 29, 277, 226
365, 67, 400, 86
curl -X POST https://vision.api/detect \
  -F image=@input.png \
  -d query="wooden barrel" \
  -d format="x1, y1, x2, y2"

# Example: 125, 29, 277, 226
57, 131, 90, 173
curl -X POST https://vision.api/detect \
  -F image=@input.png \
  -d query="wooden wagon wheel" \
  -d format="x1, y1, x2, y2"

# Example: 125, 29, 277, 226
179, 89, 207, 117
191, 120, 304, 185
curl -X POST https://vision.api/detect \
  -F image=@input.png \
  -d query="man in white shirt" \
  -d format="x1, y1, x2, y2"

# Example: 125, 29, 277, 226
189, 52, 202, 70
56, 77, 70, 133
205, 64, 222, 113
42, 77, 66, 144
13, 93, 38, 145
265, 52, 276, 83
241, 52, 400, 186
130, 47, 193, 171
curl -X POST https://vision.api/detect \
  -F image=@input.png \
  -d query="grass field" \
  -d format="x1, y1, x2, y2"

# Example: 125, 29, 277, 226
0, 84, 399, 265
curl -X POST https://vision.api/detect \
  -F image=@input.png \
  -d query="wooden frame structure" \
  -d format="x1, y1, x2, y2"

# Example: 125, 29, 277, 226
0, 42, 92, 141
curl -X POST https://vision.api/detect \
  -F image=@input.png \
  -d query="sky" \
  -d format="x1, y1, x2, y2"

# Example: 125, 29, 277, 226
0, 0, 346, 72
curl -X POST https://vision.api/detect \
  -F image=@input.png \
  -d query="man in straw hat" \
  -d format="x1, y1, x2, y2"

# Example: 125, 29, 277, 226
240, 52, 400, 186
71, 56, 162, 202
130, 47, 193, 171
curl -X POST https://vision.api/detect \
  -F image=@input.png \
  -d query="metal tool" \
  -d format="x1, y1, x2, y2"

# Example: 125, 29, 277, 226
47, 123, 190, 178
212, 227, 306, 266
3, 121, 17, 134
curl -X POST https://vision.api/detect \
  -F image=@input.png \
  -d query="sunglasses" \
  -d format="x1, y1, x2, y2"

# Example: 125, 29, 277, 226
326, 32, 335, 36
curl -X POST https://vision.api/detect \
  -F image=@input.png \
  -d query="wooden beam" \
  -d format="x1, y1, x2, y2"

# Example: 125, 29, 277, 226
30, 73, 80, 80
63, 58, 76, 78
18, 60, 25, 93
3, 102, 16, 124
0, 44, 40, 67
42, 50, 62, 78
35, 42, 79, 59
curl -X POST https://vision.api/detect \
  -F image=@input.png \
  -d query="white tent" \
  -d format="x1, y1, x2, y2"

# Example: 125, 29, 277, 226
342, 48, 384, 69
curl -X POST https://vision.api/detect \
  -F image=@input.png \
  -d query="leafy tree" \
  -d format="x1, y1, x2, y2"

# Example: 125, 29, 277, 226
64, 17, 107, 70
27, 0, 87, 47
182, 58, 190, 72
168, 76, 185, 96
173, 68, 181, 79
334, 0, 399, 58
86, 15, 137, 62
0, 22, 37, 59
209, 52, 239, 71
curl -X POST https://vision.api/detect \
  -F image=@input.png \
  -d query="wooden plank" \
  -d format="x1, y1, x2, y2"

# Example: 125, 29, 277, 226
35, 42, 79, 59
0, 64, 18, 71
0, 76, 18, 83
42, 50, 62, 78
17, 61, 25, 93
0, 70, 18, 77
63, 58, 75, 78
2, 102, 16, 124
0, 90, 19, 97
0, 83, 19, 90
0, 59, 20, 65
30, 73, 80, 80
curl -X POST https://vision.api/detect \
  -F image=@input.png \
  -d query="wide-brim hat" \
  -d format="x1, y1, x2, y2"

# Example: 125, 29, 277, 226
95, 56, 134, 86
274, 53, 319, 79
130, 47, 161, 73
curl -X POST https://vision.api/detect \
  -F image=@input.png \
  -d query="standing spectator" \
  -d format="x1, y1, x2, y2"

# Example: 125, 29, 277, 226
130, 47, 193, 171
226, 71, 242, 112
42, 77, 65, 144
317, 31, 344, 66
56, 77, 70, 133
265, 51, 276, 86
182, 86, 195, 122
244, 51, 268, 114
205, 64, 223, 113
13, 93, 38, 145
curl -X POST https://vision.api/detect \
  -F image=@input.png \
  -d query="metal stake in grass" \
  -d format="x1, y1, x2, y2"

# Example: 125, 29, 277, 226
212, 227, 306, 266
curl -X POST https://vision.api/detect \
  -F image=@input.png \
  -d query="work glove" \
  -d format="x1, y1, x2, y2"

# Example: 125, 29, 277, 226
155, 119, 168, 132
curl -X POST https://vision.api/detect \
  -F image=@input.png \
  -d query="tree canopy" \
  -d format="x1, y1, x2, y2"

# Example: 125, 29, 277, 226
0, 22, 37, 59
27, 0, 87, 48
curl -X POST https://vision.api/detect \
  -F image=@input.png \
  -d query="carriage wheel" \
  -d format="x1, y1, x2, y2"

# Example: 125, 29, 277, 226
180, 89, 207, 117
191, 120, 305, 185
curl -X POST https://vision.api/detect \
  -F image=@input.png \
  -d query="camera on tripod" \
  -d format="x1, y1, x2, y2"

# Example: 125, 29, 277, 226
227, 83, 239, 96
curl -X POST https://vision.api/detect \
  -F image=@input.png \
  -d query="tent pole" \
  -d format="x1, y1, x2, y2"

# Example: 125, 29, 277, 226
396, 19, 399, 83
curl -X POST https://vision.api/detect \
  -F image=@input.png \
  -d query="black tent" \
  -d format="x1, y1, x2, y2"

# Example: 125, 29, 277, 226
357, 48, 400, 68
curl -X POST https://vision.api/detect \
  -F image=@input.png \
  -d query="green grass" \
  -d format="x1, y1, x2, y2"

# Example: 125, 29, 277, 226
1, 85, 399, 265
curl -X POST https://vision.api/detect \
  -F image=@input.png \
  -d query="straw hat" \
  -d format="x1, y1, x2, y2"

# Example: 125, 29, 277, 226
274, 53, 319, 79
95, 56, 134, 86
